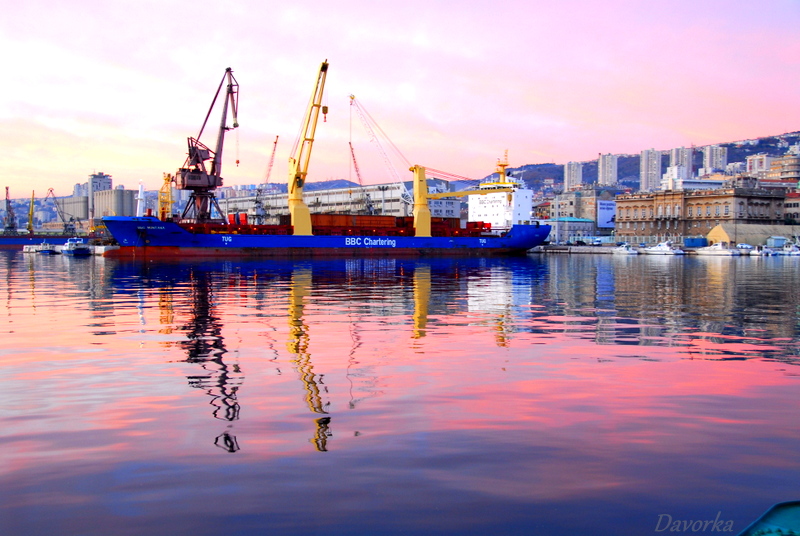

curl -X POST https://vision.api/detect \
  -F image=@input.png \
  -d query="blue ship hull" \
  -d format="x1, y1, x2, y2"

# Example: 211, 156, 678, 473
0, 235, 73, 250
102, 216, 550, 258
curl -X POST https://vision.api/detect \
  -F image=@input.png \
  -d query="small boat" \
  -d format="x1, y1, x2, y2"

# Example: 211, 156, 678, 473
612, 243, 639, 255
779, 243, 800, 256
738, 500, 800, 536
751, 245, 777, 256
643, 241, 685, 255
37, 242, 59, 255
694, 242, 741, 256
62, 237, 92, 257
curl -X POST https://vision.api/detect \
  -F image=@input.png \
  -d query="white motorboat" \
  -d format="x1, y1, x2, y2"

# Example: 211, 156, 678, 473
751, 246, 777, 256
62, 237, 93, 257
612, 243, 639, 255
643, 241, 685, 255
779, 243, 800, 256
694, 242, 741, 256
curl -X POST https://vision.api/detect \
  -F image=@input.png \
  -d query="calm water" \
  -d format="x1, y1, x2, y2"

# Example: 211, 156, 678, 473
1, 251, 799, 535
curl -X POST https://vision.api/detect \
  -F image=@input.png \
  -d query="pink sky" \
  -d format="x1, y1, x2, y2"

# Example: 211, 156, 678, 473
2, 0, 799, 197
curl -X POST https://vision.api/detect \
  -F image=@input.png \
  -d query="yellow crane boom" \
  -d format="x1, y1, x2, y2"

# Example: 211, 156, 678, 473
288, 60, 328, 236
28, 191, 34, 233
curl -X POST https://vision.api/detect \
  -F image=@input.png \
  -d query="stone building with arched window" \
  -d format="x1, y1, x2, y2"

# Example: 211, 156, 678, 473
614, 185, 786, 245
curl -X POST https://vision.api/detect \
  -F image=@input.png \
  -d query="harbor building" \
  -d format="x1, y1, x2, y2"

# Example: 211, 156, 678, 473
94, 189, 137, 219
564, 162, 583, 191
547, 217, 595, 244
597, 154, 618, 186
549, 185, 620, 237
614, 183, 785, 244
639, 149, 662, 192
661, 169, 727, 191
746, 154, 775, 179
57, 196, 89, 222
661, 165, 689, 191
73, 172, 113, 198
764, 153, 800, 188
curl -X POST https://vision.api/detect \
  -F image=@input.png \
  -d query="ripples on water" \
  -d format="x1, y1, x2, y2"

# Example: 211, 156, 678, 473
1, 252, 799, 535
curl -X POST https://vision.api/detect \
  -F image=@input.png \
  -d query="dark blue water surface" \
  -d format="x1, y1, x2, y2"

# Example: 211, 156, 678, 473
1, 251, 799, 535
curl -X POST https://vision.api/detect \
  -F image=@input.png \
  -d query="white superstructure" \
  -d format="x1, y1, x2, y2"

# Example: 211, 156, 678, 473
467, 154, 533, 232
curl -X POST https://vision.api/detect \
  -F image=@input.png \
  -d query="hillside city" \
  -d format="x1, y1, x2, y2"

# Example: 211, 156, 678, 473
3, 130, 800, 247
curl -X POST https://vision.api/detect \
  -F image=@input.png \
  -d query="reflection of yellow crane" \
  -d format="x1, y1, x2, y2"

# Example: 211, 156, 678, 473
288, 61, 328, 236
287, 268, 332, 451
412, 265, 430, 339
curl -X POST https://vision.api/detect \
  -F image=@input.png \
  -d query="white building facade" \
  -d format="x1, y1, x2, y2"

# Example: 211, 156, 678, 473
746, 154, 776, 179
564, 162, 583, 191
639, 149, 662, 192
700, 145, 728, 176
670, 147, 694, 177
597, 154, 618, 186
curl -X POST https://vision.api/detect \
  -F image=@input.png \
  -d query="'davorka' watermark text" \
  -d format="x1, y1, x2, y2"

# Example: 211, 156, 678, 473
655, 511, 734, 532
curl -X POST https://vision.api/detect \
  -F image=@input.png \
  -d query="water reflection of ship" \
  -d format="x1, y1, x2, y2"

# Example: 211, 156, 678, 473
110, 257, 536, 452
177, 270, 244, 452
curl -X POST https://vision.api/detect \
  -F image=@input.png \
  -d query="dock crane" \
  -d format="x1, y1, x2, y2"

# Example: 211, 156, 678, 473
3, 187, 17, 234
177, 67, 239, 223
348, 95, 405, 183
348, 141, 363, 186
45, 188, 76, 234
158, 173, 174, 221
253, 135, 279, 224
288, 60, 328, 236
347, 142, 376, 214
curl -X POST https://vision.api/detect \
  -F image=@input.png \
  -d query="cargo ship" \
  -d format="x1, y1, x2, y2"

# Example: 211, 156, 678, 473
2, 188, 86, 250
102, 61, 550, 258
0, 234, 75, 251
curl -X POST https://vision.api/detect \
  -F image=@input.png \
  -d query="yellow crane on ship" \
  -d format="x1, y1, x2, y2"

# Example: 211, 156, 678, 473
28, 191, 35, 233
409, 153, 517, 237
288, 60, 328, 236
158, 173, 174, 221
288, 60, 516, 238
